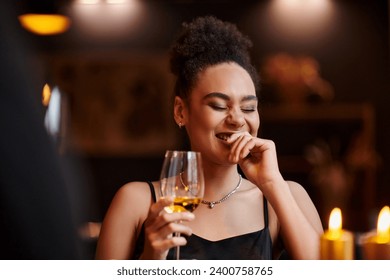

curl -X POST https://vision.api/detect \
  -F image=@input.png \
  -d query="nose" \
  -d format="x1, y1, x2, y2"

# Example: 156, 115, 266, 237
226, 107, 245, 128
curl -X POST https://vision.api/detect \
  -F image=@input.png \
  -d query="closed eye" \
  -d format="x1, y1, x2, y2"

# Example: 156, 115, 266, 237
209, 104, 228, 111
241, 107, 257, 113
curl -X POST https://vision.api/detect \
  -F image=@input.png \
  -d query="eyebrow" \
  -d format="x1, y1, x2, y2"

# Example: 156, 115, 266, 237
203, 92, 258, 102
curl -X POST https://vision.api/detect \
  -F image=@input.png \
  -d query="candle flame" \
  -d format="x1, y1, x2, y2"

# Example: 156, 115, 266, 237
42, 84, 51, 106
377, 206, 390, 240
329, 207, 342, 231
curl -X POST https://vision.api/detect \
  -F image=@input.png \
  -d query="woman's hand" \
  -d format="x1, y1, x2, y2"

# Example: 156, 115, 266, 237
141, 198, 195, 260
226, 132, 284, 191
227, 132, 324, 259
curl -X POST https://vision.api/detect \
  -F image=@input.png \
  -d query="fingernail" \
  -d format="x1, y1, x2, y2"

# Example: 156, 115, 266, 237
162, 197, 173, 203
184, 212, 195, 219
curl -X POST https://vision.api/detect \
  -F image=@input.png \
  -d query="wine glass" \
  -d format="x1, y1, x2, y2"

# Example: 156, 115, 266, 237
160, 150, 205, 260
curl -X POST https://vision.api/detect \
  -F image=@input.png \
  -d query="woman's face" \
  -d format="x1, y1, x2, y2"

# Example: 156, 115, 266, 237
178, 62, 259, 165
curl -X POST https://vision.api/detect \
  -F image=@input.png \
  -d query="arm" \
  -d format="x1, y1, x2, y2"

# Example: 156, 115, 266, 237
265, 179, 323, 260
228, 133, 324, 259
95, 182, 148, 259
95, 182, 194, 260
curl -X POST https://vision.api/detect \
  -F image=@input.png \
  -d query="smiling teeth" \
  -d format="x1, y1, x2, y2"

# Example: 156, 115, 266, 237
216, 134, 231, 141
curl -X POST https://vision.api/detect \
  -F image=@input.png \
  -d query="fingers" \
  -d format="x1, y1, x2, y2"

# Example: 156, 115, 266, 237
231, 134, 255, 161
227, 133, 276, 163
227, 132, 257, 162
148, 196, 173, 219
146, 234, 188, 257
147, 220, 193, 252
143, 198, 195, 259
147, 209, 195, 236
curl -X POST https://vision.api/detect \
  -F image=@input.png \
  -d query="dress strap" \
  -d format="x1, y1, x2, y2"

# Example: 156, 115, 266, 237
263, 196, 269, 228
132, 182, 157, 260
146, 181, 157, 203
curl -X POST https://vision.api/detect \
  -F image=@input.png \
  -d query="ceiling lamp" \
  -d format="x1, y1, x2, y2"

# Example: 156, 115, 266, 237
18, 0, 71, 35
19, 14, 70, 35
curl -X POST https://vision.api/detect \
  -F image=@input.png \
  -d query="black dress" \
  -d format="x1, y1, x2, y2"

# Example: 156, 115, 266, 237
133, 182, 273, 260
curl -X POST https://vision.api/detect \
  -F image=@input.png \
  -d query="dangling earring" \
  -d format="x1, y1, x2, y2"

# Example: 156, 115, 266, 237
178, 121, 183, 129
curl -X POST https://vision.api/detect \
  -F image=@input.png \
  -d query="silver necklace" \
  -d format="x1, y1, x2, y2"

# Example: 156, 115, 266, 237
200, 175, 242, 209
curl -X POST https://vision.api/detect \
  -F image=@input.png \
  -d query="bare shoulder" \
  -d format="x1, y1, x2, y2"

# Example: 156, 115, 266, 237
285, 180, 315, 208
96, 181, 156, 259
286, 180, 310, 199
286, 180, 324, 233
117, 181, 155, 200
111, 181, 157, 217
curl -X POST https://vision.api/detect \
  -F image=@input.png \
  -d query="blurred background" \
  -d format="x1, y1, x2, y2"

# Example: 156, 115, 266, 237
2, 0, 389, 258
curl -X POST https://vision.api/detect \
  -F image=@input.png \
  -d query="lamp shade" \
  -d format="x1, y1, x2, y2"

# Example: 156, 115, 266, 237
18, 0, 71, 35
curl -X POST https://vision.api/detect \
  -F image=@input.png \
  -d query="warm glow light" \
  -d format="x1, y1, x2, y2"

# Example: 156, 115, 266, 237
361, 206, 390, 259
275, 0, 330, 9
42, 84, 51, 106
377, 206, 390, 243
328, 208, 343, 239
106, 0, 126, 3
77, 0, 100, 4
268, 0, 334, 41
329, 208, 342, 231
320, 207, 354, 259
77, 0, 126, 3
44, 86, 62, 137
19, 14, 71, 35
70, 0, 144, 40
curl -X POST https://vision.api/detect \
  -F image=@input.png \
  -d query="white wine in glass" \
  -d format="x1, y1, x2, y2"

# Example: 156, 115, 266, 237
160, 150, 205, 259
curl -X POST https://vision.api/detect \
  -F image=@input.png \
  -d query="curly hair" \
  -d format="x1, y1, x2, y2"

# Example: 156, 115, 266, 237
169, 16, 260, 101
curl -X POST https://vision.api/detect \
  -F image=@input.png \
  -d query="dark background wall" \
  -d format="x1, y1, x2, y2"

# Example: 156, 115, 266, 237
13, 0, 390, 232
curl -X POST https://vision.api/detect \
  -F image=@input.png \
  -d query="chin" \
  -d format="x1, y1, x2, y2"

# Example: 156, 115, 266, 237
211, 150, 235, 166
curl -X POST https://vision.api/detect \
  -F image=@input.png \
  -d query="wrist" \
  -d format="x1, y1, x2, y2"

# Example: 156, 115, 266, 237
257, 174, 287, 196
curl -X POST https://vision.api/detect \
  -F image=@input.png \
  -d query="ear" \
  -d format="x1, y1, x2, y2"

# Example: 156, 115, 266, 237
173, 96, 186, 127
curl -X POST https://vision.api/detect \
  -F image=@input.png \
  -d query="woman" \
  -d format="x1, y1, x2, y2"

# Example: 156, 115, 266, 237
95, 16, 323, 260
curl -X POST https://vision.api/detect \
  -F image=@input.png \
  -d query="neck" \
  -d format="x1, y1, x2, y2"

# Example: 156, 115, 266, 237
201, 161, 241, 201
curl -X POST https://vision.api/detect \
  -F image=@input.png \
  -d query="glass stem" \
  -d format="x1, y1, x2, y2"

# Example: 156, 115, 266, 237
174, 232, 181, 260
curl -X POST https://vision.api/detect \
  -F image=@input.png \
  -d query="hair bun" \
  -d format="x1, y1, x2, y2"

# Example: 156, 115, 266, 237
169, 15, 259, 98
170, 16, 253, 76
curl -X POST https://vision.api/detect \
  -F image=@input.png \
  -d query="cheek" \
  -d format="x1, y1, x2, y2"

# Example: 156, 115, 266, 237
187, 112, 214, 138
193, 108, 221, 128
249, 116, 260, 136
